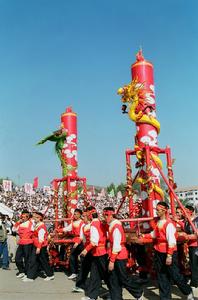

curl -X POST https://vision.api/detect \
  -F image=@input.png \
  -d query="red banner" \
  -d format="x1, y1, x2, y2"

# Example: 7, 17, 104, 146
33, 177, 39, 189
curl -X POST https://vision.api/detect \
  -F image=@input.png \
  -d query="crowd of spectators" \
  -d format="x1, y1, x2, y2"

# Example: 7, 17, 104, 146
0, 184, 129, 220
0, 185, 53, 219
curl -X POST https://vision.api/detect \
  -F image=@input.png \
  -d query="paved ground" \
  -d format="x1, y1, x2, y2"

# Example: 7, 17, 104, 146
0, 264, 197, 300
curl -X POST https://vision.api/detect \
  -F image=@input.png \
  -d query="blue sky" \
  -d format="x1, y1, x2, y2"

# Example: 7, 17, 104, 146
0, 0, 197, 188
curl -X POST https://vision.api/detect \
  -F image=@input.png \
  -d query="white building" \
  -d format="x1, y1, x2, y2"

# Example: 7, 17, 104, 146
175, 186, 198, 207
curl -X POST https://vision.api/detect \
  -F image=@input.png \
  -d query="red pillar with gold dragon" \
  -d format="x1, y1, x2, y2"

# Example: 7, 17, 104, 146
118, 50, 165, 228
38, 106, 88, 268
37, 106, 87, 220
117, 50, 198, 276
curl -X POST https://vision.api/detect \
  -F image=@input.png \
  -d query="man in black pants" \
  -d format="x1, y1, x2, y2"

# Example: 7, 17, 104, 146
23, 211, 54, 282
59, 208, 84, 280
139, 201, 194, 300
103, 207, 143, 300
184, 205, 198, 289
13, 210, 33, 278
72, 210, 92, 293
80, 206, 111, 300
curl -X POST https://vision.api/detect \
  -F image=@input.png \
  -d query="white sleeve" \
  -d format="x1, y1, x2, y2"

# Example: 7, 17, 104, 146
63, 223, 72, 232
38, 228, 46, 242
12, 224, 18, 232
90, 225, 99, 246
166, 223, 176, 246
150, 230, 156, 238
80, 224, 85, 241
112, 228, 122, 253
30, 220, 35, 231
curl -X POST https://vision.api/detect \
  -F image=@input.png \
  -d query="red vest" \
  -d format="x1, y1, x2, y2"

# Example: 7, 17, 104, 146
108, 220, 128, 260
188, 217, 198, 247
90, 218, 107, 257
32, 222, 48, 248
188, 239, 198, 247
174, 219, 184, 231
71, 219, 84, 243
17, 220, 33, 245
154, 219, 177, 254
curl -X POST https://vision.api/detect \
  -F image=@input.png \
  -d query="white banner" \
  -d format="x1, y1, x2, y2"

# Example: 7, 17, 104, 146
24, 183, 33, 195
3, 180, 12, 192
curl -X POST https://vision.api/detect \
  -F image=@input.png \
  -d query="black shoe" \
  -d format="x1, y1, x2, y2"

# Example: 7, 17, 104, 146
38, 272, 47, 279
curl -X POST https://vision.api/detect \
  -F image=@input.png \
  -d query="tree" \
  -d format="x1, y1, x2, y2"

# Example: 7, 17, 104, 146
116, 183, 126, 195
106, 183, 116, 195
132, 182, 141, 194
0, 177, 15, 185
178, 198, 191, 207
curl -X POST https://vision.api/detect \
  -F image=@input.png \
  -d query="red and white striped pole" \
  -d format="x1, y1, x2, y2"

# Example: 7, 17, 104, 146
61, 107, 78, 217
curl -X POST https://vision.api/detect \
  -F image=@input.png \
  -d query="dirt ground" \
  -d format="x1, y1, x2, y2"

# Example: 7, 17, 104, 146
0, 263, 197, 300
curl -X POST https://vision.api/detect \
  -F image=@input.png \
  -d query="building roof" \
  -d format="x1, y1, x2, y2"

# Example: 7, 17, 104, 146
176, 186, 198, 193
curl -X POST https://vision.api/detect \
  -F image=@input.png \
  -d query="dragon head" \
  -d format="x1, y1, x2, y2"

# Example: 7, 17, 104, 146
117, 78, 144, 104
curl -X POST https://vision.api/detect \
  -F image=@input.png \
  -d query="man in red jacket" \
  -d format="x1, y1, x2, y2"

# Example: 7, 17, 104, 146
103, 207, 144, 300
72, 209, 92, 293
23, 211, 54, 282
61, 208, 84, 280
13, 210, 33, 278
140, 201, 194, 300
184, 205, 198, 289
80, 206, 111, 300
